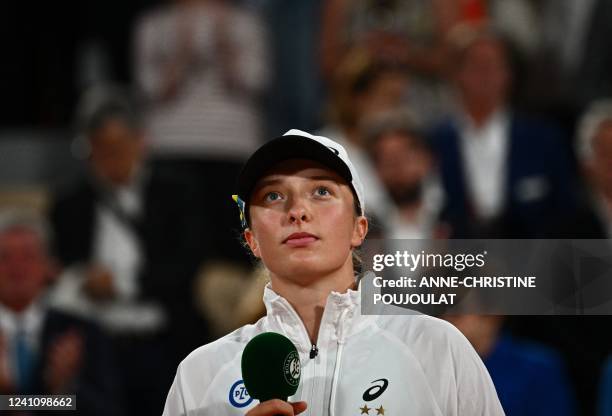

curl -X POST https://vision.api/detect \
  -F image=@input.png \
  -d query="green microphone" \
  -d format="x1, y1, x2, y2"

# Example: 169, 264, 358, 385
241, 332, 301, 403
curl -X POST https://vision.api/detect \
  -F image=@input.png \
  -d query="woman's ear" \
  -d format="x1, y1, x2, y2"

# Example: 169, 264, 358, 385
351, 216, 368, 248
244, 228, 261, 258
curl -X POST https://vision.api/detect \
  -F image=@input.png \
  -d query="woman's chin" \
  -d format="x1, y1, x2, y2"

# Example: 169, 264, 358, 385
274, 261, 341, 283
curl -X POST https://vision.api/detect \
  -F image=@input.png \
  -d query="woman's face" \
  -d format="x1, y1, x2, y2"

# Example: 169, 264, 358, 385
244, 159, 367, 285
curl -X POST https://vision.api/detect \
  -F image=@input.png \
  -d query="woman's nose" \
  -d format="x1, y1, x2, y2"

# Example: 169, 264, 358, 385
287, 197, 310, 224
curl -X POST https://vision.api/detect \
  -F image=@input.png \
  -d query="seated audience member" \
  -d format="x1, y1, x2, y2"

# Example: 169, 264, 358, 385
0, 212, 120, 415
571, 100, 612, 238
430, 26, 577, 238
48, 88, 206, 415
446, 314, 577, 416
363, 108, 445, 239
570, 101, 612, 416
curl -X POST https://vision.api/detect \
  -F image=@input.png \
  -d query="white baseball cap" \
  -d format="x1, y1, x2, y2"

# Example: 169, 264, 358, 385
233, 129, 365, 228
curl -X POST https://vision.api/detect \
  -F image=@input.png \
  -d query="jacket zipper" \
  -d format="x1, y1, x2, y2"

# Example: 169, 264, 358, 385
278, 295, 349, 414
309, 344, 319, 359
279, 299, 324, 414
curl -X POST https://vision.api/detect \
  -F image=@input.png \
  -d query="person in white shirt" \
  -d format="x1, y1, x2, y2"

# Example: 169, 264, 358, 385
50, 88, 205, 415
163, 130, 504, 415
133, 0, 268, 160
430, 26, 577, 238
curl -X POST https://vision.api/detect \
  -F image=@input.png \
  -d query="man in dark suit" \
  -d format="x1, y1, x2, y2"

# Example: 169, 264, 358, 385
0, 212, 121, 415
430, 27, 578, 238
48, 89, 209, 415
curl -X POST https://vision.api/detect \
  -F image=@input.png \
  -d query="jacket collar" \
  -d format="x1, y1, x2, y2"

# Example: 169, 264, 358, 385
261, 280, 362, 355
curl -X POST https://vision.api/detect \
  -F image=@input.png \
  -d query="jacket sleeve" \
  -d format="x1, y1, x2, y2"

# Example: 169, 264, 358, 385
448, 326, 506, 416
163, 363, 188, 416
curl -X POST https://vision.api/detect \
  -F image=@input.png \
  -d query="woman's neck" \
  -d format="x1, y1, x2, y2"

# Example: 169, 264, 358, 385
270, 259, 356, 344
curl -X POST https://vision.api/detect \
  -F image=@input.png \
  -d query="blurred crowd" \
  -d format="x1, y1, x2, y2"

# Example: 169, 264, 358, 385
2, 0, 612, 415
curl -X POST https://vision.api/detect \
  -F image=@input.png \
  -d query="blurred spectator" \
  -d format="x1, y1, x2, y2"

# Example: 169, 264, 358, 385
535, 0, 612, 113
256, 0, 325, 134
570, 100, 612, 238
319, 51, 408, 223
446, 315, 577, 416
133, 0, 268, 158
133, 0, 269, 265
194, 261, 268, 339
320, 0, 482, 81
486, 0, 538, 58
319, 0, 538, 127
320, 0, 456, 127
430, 27, 577, 238
0, 211, 120, 415
48, 88, 206, 415
363, 109, 445, 239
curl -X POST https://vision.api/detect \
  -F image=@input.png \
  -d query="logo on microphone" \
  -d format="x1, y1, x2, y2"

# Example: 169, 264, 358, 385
229, 379, 253, 408
283, 350, 300, 387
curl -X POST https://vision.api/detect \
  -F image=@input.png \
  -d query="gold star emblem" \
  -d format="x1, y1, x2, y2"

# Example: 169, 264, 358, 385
359, 404, 371, 414
376, 405, 385, 415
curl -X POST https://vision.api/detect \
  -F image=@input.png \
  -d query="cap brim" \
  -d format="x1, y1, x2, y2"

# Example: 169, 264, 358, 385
237, 135, 353, 203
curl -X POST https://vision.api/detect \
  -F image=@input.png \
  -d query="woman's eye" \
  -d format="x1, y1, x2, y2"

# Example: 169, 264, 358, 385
264, 191, 282, 202
315, 186, 331, 196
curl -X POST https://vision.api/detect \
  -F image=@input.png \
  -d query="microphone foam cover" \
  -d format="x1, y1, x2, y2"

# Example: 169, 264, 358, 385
241, 332, 301, 402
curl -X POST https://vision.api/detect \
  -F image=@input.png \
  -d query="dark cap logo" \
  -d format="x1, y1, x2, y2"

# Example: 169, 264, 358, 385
327, 146, 340, 155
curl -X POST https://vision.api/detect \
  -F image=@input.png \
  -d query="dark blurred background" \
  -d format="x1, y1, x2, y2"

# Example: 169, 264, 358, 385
1, 0, 612, 415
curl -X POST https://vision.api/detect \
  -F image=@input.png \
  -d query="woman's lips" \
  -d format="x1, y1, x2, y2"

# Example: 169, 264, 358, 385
283, 232, 318, 247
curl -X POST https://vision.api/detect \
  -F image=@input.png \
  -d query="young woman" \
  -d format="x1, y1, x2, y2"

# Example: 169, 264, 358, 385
162, 130, 504, 416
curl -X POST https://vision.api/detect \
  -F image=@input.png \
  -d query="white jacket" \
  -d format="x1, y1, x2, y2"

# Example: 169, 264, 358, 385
163, 282, 505, 416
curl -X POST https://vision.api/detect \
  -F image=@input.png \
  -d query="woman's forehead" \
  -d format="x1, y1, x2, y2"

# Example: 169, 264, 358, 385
254, 159, 348, 187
